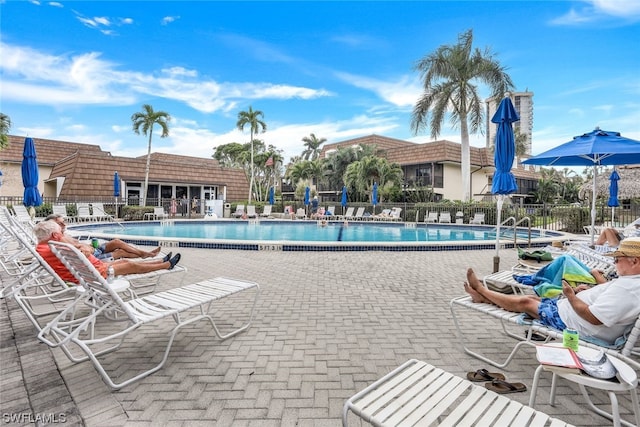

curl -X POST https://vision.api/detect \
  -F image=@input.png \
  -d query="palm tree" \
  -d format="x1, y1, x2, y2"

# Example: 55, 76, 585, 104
131, 104, 171, 206
0, 113, 11, 150
411, 29, 514, 201
237, 106, 266, 204
301, 133, 326, 161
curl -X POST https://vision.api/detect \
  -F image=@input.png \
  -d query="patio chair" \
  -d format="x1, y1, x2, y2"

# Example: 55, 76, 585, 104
343, 359, 573, 427
438, 211, 452, 223
11, 204, 35, 225
449, 293, 640, 372
347, 207, 364, 221
389, 207, 402, 221
91, 203, 114, 221
143, 206, 168, 221
341, 207, 355, 220
52, 204, 74, 222
373, 208, 392, 221
233, 204, 245, 218
424, 211, 438, 223
39, 240, 261, 390
76, 203, 92, 222
246, 205, 258, 218
259, 205, 272, 217
295, 208, 307, 219
470, 212, 485, 224
326, 206, 337, 219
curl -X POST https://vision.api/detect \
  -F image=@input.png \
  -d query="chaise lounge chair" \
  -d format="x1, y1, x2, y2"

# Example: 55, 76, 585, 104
233, 204, 245, 218
260, 205, 272, 218
424, 211, 438, 223
343, 359, 573, 426
470, 212, 485, 224
39, 240, 261, 390
246, 205, 258, 218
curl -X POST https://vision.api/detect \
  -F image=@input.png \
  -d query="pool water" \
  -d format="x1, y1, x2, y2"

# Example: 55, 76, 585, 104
84, 221, 543, 243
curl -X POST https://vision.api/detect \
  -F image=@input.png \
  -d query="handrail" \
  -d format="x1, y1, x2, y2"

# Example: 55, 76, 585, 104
494, 216, 532, 248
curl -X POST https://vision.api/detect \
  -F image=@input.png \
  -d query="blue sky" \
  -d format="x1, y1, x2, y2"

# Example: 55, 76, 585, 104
1, 0, 639, 164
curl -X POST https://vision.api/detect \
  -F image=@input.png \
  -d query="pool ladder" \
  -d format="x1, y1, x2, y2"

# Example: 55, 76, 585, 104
497, 216, 532, 248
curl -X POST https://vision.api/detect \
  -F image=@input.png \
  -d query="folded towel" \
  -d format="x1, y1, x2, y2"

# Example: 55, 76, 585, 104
517, 248, 553, 262
513, 254, 597, 298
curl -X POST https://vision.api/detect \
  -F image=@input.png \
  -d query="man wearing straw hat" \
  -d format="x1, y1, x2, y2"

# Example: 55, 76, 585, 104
464, 237, 640, 345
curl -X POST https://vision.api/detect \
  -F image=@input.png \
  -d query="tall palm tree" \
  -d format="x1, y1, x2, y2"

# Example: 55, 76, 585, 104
411, 29, 514, 201
236, 106, 266, 203
0, 113, 11, 150
301, 133, 326, 161
131, 104, 170, 206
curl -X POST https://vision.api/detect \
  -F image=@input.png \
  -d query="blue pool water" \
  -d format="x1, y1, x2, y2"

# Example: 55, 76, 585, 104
77, 220, 546, 243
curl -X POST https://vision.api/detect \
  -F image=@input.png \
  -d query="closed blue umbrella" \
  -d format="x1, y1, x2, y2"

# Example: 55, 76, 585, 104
523, 128, 640, 243
21, 137, 42, 208
608, 169, 620, 224
491, 96, 519, 272
113, 171, 121, 219
341, 185, 348, 215
268, 186, 275, 205
304, 186, 310, 215
372, 182, 378, 215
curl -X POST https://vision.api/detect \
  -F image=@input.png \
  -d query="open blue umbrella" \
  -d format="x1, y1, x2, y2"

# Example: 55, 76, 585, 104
113, 171, 121, 219
608, 169, 620, 224
372, 182, 378, 214
523, 128, 640, 243
341, 185, 348, 215
491, 96, 519, 272
268, 186, 275, 205
21, 137, 42, 209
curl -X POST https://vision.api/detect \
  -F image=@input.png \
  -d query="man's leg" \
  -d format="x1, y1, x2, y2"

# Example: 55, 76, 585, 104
111, 254, 180, 275
465, 268, 541, 319
104, 239, 161, 258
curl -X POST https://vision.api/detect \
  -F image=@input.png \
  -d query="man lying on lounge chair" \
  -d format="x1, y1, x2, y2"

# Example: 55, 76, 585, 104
33, 220, 181, 284
46, 213, 161, 260
595, 218, 640, 248
464, 237, 640, 346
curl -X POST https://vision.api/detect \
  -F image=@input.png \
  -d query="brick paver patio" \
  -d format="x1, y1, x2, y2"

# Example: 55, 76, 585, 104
1, 246, 634, 426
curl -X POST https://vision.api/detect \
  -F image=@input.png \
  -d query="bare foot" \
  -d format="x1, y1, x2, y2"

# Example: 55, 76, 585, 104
150, 247, 161, 256
464, 283, 490, 303
466, 268, 483, 291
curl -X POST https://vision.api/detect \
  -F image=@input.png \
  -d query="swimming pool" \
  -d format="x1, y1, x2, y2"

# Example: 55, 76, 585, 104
70, 220, 567, 252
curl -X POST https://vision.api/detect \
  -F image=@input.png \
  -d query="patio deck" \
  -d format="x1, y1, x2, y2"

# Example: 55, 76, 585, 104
1, 246, 633, 426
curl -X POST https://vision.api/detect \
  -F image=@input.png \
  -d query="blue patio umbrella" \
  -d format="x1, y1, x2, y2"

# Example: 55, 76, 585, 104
491, 96, 519, 272
0, 169, 3, 187
372, 182, 378, 215
113, 171, 121, 219
523, 128, 640, 243
21, 137, 42, 208
268, 186, 275, 205
341, 185, 348, 214
608, 169, 620, 224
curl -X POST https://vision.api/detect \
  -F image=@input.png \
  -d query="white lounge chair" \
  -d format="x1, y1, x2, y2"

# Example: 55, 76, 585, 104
233, 204, 245, 218
470, 212, 485, 224
325, 206, 337, 219
91, 203, 114, 221
11, 204, 35, 225
76, 203, 92, 222
389, 207, 402, 221
295, 208, 307, 219
351, 207, 365, 221
144, 206, 168, 221
260, 205, 272, 217
246, 205, 258, 218
52, 204, 72, 222
343, 359, 573, 427
424, 211, 438, 223
439, 211, 452, 223
341, 207, 355, 220
39, 240, 261, 390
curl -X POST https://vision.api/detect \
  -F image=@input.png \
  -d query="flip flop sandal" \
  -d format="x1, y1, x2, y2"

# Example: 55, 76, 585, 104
485, 379, 527, 394
466, 369, 506, 382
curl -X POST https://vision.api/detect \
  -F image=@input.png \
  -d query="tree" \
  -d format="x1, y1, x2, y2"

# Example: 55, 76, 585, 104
131, 104, 170, 206
236, 106, 266, 204
411, 29, 514, 201
301, 133, 326, 161
0, 113, 11, 150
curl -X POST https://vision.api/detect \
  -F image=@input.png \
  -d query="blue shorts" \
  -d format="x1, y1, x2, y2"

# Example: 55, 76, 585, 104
94, 243, 112, 260
537, 298, 567, 331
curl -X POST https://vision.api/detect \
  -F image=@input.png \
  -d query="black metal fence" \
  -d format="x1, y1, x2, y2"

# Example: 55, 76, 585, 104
2, 196, 638, 234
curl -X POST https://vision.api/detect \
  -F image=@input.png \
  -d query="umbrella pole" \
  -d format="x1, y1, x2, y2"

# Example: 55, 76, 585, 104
494, 196, 503, 273
590, 168, 597, 245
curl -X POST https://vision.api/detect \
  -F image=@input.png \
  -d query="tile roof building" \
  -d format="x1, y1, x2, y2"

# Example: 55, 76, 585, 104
0, 135, 249, 206
320, 134, 539, 201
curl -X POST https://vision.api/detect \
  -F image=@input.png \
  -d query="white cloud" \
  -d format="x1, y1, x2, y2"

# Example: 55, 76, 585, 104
162, 16, 180, 25
0, 42, 332, 112
334, 72, 421, 107
551, 0, 640, 25
49, 2, 63, 8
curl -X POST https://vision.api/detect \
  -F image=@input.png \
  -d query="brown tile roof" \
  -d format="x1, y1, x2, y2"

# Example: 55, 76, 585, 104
1, 135, 249, 201
320, 134, 415, 157
1, 135, 103, 165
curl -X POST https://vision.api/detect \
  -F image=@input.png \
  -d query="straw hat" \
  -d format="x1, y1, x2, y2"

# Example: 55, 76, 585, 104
605, 237, 640, 258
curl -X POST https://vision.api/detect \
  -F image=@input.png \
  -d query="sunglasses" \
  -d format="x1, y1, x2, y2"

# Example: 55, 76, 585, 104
614, 255, 637, 264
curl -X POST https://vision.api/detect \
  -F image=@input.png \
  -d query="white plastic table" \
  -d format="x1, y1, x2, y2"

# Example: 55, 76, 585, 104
529, 344, 640, 427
